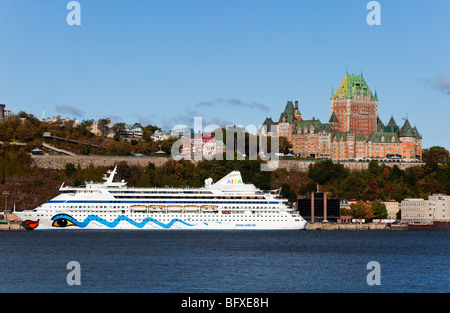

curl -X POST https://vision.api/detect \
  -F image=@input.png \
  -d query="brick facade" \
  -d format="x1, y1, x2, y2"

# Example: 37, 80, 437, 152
259, 73, 423, 161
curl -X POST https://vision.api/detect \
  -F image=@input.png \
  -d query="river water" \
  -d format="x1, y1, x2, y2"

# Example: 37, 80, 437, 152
0, 230, 448, 293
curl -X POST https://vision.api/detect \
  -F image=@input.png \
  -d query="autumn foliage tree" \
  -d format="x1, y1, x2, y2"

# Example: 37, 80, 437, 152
350, 201, 373, 220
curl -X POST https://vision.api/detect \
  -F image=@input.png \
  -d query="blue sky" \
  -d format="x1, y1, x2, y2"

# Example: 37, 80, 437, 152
0, 0, 449, 149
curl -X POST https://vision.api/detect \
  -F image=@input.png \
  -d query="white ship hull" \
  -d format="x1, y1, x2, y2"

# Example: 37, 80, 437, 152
16, 212, 306, 231
15, 168, 307, 231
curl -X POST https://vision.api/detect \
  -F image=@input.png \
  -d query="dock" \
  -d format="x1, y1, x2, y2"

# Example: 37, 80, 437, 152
305, 223, 408, 231
0, 223, 27, 231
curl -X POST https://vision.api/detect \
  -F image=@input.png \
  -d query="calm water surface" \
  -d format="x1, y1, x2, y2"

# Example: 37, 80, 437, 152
0, 230, 448, 293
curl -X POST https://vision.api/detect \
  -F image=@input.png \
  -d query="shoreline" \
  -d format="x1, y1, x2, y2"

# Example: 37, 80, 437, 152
305, 223, 408, 231
0, 223, 408, 231
0, 223, 27, 231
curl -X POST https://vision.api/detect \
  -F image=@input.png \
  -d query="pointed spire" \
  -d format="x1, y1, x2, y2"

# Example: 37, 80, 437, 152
399, 118, 414, 137
329, 112, 339, 123
388, 116, 397, 127
387, 115, 398, 132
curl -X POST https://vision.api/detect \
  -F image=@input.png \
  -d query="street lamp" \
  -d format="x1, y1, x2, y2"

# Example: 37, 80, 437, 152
2, 191, 9, 213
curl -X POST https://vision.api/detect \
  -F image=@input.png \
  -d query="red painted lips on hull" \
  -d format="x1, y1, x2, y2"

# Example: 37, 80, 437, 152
23, 220, 40, 229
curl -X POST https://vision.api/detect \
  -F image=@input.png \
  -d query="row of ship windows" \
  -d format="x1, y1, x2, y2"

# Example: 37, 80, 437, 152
37, 211, 286, 216
61, 191, 265, 200
35, 214, 289, 222
47, 205, 277, 210
53, 201, 273, 205
43, 208, 279, 213
66, 216, 289, 222
112, 199, 269, 203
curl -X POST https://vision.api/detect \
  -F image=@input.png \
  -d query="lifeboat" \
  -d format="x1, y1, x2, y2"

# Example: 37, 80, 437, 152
184, 205, 199, 211
201, 205, 217, 211
131, 205, 147, 212
149, 205, 164, 212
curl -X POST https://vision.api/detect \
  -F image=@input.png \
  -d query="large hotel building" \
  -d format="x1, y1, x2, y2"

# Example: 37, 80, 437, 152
259, 72, 423, 161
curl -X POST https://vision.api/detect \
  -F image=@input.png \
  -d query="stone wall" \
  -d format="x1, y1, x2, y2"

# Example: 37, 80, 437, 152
277, 159, 424, 172
31, 155, 425, 172
31, 155, 171, 169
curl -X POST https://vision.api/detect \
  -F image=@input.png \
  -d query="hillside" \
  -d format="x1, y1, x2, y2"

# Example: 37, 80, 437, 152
0, 112, 449, 213
0, 112, 175, 157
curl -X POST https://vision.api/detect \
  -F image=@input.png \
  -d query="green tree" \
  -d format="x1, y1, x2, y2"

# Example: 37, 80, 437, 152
389, 165, 404, 180
350, 201, 373, 220
422, 146, 449, 164
97, 118, 111, 137
340, 207, 352, 217
279, 136, 293, 154
106, 141, 131, 156
308, 160, 348, 185
371, 201, 388, 219
368, 160, 380, 175
280, 183, 297, 203
142, 124, 162, 142
65, 163, 76, 177
350, 201, 368, 219
110, 122, 127, 141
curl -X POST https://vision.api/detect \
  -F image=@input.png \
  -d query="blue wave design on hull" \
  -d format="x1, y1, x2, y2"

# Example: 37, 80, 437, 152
52, 214, 195, 229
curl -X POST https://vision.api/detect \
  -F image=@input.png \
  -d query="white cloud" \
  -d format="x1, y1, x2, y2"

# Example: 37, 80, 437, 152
421, 73, 450, 95
55, 105, 84, 117
195, 98, 271, 112
435, 74, 450, 95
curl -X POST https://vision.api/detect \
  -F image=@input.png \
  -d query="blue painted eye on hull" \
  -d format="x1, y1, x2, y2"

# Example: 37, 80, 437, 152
51, 214, 195, 229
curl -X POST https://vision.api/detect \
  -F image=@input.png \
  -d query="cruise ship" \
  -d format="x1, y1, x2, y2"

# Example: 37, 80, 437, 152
15, 167, 307, 231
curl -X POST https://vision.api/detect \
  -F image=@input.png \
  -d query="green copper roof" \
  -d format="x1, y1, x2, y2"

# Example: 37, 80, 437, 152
387, 116, 399, 132
387, 116, 397, 127
278, 101, 295, 123
399, 119, 414, 137
369, 132, 401, 143
332, 131, 349, 142
356, 132, 368, 141
331, 73, 377, 100
262, 117, 277, 126
294, 119, 332, 134
413, 126, 422, 139
398, 119, 422, 138
377, 116, 385, 132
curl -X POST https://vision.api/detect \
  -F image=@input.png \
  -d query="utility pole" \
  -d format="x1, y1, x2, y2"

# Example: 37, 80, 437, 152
3, 191, 9, 213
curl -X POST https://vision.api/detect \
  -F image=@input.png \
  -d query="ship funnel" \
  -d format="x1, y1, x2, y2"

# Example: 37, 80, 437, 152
213, 171, 244, 186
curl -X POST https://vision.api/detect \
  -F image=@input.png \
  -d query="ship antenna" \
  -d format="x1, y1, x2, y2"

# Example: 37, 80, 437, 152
106, 165, 117, 184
